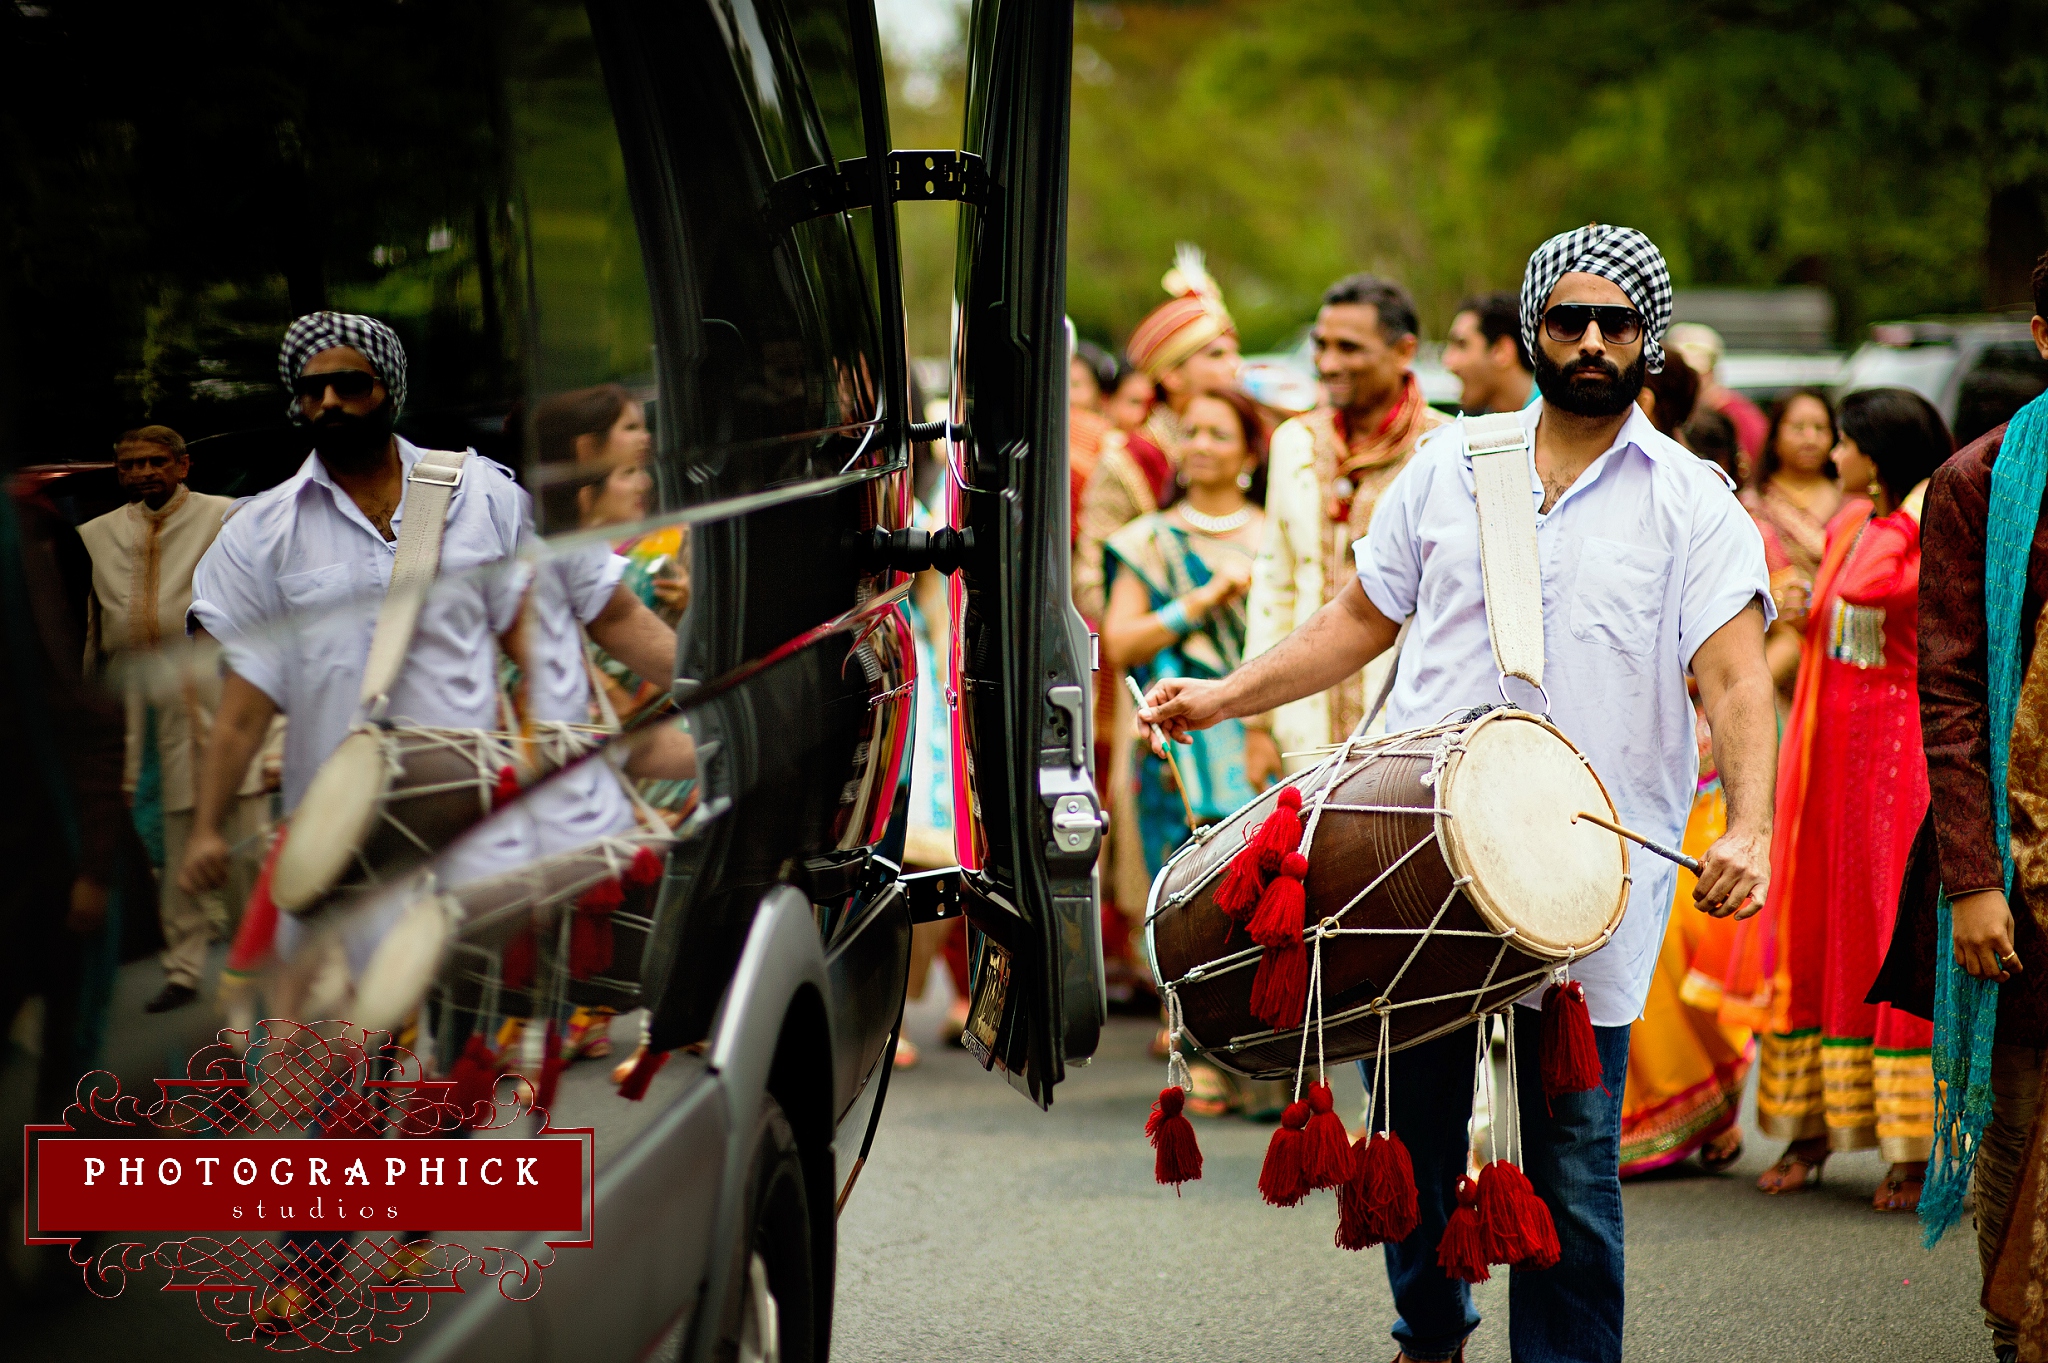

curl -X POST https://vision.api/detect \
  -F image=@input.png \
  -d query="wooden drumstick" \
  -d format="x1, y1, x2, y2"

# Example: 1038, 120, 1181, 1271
1127, 675, 1200, 831
1572, 810, 1701, 875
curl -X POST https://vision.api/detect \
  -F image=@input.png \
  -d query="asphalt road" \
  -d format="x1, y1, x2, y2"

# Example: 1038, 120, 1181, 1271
2, 956, 1996, 1362
836, 1003, 1991, 1363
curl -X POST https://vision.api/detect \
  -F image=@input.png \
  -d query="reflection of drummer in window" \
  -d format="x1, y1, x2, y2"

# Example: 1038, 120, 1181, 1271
1140, 229, 1775, 1363
178, 312, 693, 900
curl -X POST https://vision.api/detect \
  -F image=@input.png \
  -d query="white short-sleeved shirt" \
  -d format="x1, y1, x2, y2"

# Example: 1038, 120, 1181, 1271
1353, 401, 1772, 1025
189, 438, 633, 896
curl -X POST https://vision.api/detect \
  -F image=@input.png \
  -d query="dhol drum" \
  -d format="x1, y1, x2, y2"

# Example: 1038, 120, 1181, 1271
270, 719, 607, 914
352, 824, 675, 1037
1146, 707, 1629, 1079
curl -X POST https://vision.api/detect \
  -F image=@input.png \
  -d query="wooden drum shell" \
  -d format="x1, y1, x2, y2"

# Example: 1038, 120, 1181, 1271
1145, 711, 1625, 1080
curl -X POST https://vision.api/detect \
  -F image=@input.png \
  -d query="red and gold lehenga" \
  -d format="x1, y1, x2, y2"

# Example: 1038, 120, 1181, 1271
1720, 498, 1935, 1161
1617, 692, 1753, 1177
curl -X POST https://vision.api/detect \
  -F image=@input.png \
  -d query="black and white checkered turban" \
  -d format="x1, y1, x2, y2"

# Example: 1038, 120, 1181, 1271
278, 312, 408, 422
1519, 225, 1673, 374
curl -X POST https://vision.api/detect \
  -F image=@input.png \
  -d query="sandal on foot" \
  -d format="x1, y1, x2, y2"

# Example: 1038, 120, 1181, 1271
1699, 1127, 1744, 1173
1872, 1162, 1924, 1212
1756, 1142, 1827, 1194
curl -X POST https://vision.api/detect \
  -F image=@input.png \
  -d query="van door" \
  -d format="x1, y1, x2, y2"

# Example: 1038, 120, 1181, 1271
944, 0, 1104, 1107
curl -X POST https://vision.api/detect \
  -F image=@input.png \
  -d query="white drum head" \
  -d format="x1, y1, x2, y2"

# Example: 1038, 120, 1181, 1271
352, 892, 456, 1034
1438, 712, 1627, 958
272, 728, 389, 913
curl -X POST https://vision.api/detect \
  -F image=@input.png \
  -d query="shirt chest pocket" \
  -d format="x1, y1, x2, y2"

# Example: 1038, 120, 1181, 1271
276, 562, 374, 665
1568, 537, 1672, 657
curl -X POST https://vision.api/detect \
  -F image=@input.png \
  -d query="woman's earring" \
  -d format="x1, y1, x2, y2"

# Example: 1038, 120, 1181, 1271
1867, 477, 1882, 498
1236, 472, 1253, 491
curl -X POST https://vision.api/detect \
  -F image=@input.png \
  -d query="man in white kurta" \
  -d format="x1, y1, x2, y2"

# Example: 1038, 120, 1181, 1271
181, 313, 678, 979
80, 427, 272, 1012
1140, 227, 1777, 1363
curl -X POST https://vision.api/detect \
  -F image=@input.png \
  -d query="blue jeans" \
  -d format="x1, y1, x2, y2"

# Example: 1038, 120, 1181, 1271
1360, 1007, 1631, 1363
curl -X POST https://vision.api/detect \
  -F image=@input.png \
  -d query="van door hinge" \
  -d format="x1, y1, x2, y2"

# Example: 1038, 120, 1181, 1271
768, 151, 988, 227
849, 526, 975, 575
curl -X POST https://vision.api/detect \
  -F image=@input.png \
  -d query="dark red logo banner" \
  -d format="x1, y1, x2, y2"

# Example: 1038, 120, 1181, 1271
40, 1137, 585, 1233
21, 1019, 594, 1350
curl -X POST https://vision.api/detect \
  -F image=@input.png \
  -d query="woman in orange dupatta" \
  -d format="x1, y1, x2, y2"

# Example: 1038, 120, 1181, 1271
1617, 686, 1754, 1176
1617, 370, 1754, 1177
1719, 388, 1952, 1210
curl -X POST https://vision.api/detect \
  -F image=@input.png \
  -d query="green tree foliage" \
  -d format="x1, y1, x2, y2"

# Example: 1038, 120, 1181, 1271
1061, 0, 2048, 353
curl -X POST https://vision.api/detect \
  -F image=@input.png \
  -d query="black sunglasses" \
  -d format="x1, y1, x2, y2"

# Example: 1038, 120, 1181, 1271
1542, 303, 1644, 346
292, 369, 379, 401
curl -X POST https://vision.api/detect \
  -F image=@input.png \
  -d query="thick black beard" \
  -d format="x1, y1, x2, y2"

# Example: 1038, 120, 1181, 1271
311, 399, 397, 475
1534, 347, 1647, 418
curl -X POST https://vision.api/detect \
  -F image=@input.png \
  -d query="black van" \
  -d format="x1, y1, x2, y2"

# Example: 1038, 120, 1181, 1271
0, 2, 1099, 1359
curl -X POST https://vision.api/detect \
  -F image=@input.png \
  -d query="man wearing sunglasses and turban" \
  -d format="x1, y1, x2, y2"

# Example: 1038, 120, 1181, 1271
1140, 226, 1777, 1363
178, 312, 684, 934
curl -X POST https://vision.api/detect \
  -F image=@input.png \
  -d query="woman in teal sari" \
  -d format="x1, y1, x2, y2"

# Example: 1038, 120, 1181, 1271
1103, 389, 1269, 877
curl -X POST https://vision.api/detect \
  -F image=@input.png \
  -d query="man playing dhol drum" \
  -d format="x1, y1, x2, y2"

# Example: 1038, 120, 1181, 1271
1140, 225, 1777, 1363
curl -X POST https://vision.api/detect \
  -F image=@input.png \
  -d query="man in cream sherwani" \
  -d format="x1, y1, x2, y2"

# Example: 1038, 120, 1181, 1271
80, 426, 273, 1013
1244, 274, 1446, 778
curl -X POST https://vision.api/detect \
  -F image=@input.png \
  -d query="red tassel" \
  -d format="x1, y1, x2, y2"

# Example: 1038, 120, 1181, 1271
492, 765, 521, 808
447, 1035, 500, 1129
616, 1046, 669, 1101
1247, 852, 1308, 948
226, 827, 287, 974
1258, 1099, 1314, 1207
1214, 827, 1267, 923
1248, 938, 1309, 1030
568, 915, 612, 980
502, 926, 537, 993
624, 846, 665, 889
1145, 1087, 1204, 1189
534, 1020, 564, 1115
1253, 783, 1305, 873
1541, 982, 1603, 1099
1303, 1081, 1351, 1189
1337, 1131, 1420, 1249
1215, 785, 1303, 923
1437, 1176, 1492, 1284
579, 878, 625, 913
1476, 1160, 1559, 1268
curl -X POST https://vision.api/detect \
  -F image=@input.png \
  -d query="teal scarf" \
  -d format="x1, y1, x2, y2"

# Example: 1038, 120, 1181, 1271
1923, 391, 2048, 1246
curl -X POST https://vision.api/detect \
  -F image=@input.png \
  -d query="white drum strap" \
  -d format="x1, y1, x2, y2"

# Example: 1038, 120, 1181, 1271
359, 448, 469, 718
1464, 412, 1544, 693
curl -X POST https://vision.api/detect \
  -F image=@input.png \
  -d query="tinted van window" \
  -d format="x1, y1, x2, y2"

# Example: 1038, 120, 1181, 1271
589, 0, 889, 511
0, 1, 659, 529
3, 0, 891, 531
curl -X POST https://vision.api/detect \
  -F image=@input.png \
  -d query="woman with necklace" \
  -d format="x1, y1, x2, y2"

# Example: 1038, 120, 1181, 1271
1741, 388, 1869, 698
1103, 387, 1271, 1118
1102, 389, 1270, 874
1721, 388, 1951, 1209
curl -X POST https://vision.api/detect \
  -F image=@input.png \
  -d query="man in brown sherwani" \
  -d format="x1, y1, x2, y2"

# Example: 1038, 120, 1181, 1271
1907, 254, 2048, 1363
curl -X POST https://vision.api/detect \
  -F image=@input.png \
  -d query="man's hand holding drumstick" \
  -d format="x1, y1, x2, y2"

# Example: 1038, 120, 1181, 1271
1137, 577, 1400, 755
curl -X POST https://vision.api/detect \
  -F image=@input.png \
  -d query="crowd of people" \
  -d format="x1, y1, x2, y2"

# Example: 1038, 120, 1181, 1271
1072, 235, 2048, 1362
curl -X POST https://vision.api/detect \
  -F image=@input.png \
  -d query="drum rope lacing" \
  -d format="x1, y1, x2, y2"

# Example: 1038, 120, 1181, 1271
1156, 711, 1623, 1061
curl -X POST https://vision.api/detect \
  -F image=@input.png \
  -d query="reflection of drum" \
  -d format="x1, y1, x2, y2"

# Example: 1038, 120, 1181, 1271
1146, 708, 1628, 1079
353, 827, 674, 1036
271, 721, 607, 913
